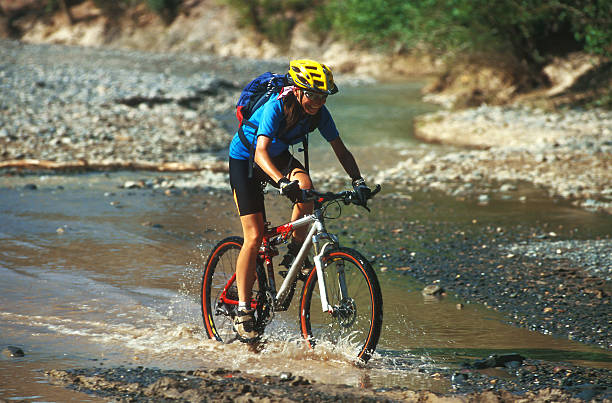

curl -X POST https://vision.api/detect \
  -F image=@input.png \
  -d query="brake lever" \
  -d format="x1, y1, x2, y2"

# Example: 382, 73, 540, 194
358, 184, 381, 212
348, 191, 371, 212
370, 184, 382, 197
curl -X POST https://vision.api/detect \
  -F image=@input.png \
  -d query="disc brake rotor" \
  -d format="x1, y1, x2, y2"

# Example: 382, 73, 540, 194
334, 297, 357, 328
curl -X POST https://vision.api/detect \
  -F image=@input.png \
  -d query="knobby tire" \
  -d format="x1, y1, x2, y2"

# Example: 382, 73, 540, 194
201, 236, 267, 343
299, 247, 383, 363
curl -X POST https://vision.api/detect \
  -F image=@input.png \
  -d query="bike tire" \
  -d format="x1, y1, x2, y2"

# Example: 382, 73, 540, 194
299, 247, 383, 363
201, 236, 268, 343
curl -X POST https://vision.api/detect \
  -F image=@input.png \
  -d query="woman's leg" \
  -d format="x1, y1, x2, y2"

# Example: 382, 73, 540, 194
236, 212, 264, 304
288, 167, 313, 242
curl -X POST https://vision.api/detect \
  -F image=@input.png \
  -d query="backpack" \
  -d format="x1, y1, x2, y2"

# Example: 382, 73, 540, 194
235, 72, 320, 178
236, 72, 287, 125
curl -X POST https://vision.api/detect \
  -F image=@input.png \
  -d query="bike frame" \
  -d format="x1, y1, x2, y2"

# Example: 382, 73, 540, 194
260, 205, 340, 313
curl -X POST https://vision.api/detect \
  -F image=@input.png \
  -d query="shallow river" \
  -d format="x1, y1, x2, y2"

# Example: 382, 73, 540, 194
1, 82, 610, 400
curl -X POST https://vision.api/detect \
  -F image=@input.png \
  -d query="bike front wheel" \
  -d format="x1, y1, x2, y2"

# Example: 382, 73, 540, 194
299, 247, 383, 363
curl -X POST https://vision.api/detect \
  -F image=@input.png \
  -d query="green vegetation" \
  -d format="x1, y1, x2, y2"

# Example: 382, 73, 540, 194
318, 0, 611, 65
226, 0, 610, 65
221, 0, 316, 45
45, 0, 181, 21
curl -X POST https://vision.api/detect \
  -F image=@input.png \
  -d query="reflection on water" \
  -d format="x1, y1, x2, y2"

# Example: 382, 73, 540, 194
1, 170, 610, 400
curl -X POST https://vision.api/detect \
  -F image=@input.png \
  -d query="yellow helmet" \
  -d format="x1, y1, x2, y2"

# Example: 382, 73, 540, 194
287, 59, 339, 95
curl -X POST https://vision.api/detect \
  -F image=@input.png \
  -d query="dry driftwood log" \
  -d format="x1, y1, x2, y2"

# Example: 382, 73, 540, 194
0, 159, 229, 173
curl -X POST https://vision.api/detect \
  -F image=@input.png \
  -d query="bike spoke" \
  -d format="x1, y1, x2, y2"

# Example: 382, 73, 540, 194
201, 238, 242, 343
300, 248, 382, 363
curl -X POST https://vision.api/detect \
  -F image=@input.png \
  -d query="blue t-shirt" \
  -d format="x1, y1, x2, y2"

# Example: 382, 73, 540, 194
229, 96, 340, 160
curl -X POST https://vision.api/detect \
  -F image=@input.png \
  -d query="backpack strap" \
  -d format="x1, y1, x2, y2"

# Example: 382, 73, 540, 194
238, 120, 258, 178
239, 110, 320, 178
302, 136, 309, 174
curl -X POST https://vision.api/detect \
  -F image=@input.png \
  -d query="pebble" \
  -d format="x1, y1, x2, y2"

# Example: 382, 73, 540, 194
375, 105, 612, 214
422, 284, 444, 296
0, 39, 238, 166
2, 346, 25, 357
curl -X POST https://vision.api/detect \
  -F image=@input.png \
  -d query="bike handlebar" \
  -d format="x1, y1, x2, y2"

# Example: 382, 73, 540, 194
302, 184, 382, 210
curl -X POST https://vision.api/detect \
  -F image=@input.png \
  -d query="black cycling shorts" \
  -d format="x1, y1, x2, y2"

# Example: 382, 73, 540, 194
229, 151, 306, 216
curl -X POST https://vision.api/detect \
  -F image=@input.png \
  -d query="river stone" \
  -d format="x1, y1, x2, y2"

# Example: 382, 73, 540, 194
3, 346, 25, 357
452, 371, 469, 384
422, 284, 444, 296
466, 353, 526, 369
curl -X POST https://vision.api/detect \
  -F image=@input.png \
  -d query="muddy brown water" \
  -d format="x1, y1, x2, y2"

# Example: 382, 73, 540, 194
1, 170, 610, 400
1, 82, 610, 401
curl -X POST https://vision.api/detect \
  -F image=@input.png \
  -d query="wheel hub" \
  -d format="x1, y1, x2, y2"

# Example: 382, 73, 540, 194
334, 297, 357, 328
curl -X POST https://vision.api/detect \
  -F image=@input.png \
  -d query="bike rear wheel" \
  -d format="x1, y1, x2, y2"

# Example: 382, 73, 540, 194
201, 236, 268, 343
299, 247, 383, 363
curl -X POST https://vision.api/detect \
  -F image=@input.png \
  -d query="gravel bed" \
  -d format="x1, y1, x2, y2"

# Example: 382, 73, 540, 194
400, 105, 612, 213
0, 39, 283, 166
45, 361, 612, 402
3, 39, 611, 401
364, 205, 612, 350
500, 239, 612, 281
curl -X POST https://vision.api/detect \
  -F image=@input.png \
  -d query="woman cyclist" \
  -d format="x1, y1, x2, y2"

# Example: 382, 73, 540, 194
228, 59, 372, 342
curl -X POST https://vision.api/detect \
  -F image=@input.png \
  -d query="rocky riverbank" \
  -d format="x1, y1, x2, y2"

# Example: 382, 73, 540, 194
2, 39, 611, 402
0, 39, 245, 168
407, 106, 612, 214
43, 362, 612, 402
2, 39, 610, 214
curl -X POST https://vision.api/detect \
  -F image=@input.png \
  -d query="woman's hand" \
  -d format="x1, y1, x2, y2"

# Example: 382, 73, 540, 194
352, 177, 371, 206
278, 178, 302, 202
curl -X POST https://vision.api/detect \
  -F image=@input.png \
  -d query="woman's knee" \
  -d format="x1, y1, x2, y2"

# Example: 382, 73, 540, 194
243, 229, 263, 248
290, 169, 313, 190
240, 214, 264, 250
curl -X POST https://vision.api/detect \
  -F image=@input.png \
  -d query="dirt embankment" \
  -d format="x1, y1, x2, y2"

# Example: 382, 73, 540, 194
0, 0, 441, 78
3, 0, 610, 106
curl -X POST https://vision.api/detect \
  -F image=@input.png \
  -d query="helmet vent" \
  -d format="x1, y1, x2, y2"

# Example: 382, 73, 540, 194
288, 59, 338, 94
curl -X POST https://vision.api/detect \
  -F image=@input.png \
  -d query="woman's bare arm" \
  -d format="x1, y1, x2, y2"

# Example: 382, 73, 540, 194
254, 136, 284, 184
330, 137, 362, 181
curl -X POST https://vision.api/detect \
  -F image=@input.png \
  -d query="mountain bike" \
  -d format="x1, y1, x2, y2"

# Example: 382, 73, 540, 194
200, 185, 383, 363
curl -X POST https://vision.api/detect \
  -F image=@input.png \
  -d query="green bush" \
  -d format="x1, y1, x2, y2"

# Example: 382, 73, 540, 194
44, 0, 182, 20
316, 0, 611, 65
145, 0, 180, 21
222, 0, 319, 45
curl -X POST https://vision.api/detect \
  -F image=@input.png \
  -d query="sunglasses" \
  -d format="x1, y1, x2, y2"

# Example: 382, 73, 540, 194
303, 90, 327, 102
